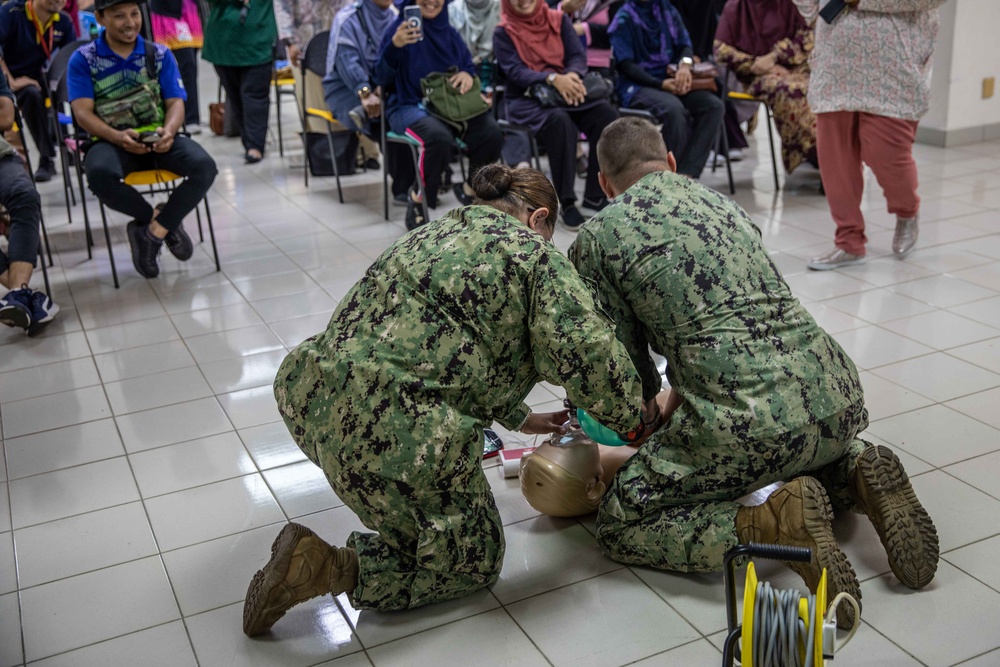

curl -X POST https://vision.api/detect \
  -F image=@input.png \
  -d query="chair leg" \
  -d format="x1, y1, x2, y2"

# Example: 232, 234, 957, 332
382, 124, 390, 220
75, 156, 94, 256
765, 106, 780, 191
98, 201, 119, 288
719, 119, 735, 196
530, 134, 541, 173
203, 196, 220, 272
39, 206, 54, 268
37, 238, 51, 297
409, 145, 426, 207
276, 83, 285, 158
326, 130, 344, 204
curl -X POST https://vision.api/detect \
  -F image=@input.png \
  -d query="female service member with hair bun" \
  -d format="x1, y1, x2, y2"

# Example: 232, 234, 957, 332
242, 164, 646, 636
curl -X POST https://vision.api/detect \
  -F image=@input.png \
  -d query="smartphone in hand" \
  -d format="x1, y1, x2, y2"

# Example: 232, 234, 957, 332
403, 5, 423, 41
138, 131, 160, 144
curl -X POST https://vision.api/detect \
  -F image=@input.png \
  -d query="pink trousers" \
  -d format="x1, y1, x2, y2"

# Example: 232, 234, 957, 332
816, 111, 920, 256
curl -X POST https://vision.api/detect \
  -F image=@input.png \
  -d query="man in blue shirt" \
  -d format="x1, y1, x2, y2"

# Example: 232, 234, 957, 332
0, 46, 59, 333
0, 0, 76, 181
69, 0, 217, 279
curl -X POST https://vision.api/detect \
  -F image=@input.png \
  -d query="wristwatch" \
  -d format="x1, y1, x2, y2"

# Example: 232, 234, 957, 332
357, 85, 372, 100
679, 56, 694, 67
546, 73, 557, 86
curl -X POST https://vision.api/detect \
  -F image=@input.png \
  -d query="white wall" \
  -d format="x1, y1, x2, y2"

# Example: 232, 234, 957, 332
920, 0, 1000, 145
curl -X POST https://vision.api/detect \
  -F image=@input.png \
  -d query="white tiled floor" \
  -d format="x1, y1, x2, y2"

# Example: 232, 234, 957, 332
2, 90, 1000, 666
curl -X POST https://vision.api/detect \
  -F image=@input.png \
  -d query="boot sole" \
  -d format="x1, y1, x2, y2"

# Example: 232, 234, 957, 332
789, 477, 862, 630
242, 522, 313, 637
854, 445, 939, 589
0, 304, 31, 331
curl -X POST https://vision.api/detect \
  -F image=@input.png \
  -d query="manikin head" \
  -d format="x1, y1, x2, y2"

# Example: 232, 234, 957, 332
520, 427, 605, 517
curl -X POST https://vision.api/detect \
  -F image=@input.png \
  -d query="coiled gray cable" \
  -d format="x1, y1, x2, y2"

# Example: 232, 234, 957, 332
752, 580, 817, 667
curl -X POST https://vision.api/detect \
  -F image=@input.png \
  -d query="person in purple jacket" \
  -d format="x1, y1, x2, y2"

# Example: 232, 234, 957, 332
494, 0, 618, 229
375, 0, 503, 230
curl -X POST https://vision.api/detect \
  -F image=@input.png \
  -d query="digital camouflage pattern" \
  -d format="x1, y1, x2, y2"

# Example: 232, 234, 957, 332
568, 170, 868, 572
275, 205, 642, 610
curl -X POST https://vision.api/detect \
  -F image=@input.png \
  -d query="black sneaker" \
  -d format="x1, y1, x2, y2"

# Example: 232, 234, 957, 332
365, 157, 380, 170
0, 285, 33, 331
405, 192, 427, 231
453, 183, 474, 206
127, 219, 163, 278
561, 205, 585, 231
165, 223, 194, 261
34, 159, 56, 183
392, 192, 409, 207
581, 196, 608, 213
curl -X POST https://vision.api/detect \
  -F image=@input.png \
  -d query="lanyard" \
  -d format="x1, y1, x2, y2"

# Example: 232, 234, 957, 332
26, 1, 56, 59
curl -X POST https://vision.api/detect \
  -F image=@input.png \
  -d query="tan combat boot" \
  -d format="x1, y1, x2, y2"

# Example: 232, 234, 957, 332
243, 522, 360, 637
851, 444, 939, 589
736, 476, 861, 629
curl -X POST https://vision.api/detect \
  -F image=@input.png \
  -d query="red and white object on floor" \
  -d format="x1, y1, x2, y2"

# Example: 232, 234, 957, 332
499, 446, 536, 478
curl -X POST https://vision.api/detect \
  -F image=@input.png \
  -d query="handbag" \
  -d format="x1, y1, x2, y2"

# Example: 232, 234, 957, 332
666, 62, 719, 93
420, 67, 490, 123
526, 71, 611, 108
209, 101, 225, 136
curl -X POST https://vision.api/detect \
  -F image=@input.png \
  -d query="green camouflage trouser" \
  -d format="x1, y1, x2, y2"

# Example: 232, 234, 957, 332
280, 414, 505, 612
596, 400, 869, 572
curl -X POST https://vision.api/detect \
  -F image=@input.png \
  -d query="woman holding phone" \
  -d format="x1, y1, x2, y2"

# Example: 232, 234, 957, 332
375, 0, 504, 229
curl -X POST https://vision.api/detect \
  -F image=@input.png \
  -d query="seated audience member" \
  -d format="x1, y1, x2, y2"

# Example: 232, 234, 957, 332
150, 0, 204, 131
202, 0, 276, 163
0, 55, 58, 333
449, 0, 499, 67
375, 0, 503, 230
715, 0, 816, 173
494, 0, 618, 228
609, 0, 722, 179
68, 0, 218, 279
568, 117, 940, 629
0, 0, 76, 181
671, 0, 748, 161
558, 0, 619, 73
322, 0, 415, 204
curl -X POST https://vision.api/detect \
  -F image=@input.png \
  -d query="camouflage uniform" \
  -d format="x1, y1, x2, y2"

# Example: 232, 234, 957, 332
568, 171, 868, 573
275, 205, 642, 611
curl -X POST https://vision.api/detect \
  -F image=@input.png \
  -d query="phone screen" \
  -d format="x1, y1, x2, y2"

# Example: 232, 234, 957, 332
819, 0, 848, 24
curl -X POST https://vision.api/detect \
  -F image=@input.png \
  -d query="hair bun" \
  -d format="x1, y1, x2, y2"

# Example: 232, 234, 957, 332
471, 163, 515, 201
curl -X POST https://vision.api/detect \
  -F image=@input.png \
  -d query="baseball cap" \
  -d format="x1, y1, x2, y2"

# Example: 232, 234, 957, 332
93, 0, 147, 12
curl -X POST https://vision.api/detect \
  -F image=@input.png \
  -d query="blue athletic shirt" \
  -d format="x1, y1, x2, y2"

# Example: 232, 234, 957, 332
67, 32, 186, 131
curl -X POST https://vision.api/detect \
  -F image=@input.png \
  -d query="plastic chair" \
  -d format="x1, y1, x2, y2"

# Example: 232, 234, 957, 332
726, 91, 780, 191
95, 168, 220, 288
272, 58, 297, 157
299, 30, 361, 202
380, 120, 425, 221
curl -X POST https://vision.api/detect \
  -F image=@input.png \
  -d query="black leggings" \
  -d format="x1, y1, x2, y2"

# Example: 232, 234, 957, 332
538, 102, 619, 206
406, 113, 503, 209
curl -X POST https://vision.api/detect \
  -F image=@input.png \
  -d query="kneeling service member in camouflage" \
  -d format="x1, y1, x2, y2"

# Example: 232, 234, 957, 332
568, 117, 939, 629
243, 164, 646, 637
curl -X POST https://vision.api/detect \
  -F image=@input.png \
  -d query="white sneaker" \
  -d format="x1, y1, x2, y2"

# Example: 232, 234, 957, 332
705, 151, 726, 168
187, 124, 203, 135
892, 215, 919, 258
807, 248, 867, 271
728, 148, 744, 162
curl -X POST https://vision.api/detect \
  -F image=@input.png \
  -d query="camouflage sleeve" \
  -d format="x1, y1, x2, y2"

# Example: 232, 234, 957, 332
527, 249, 643, 434
568, 230, 662, 404
494, 401, 531, 432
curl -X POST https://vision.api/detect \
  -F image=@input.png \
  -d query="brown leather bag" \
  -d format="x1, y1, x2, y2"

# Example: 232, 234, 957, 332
209, 101, 225, 136
666, 62, 719, 93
